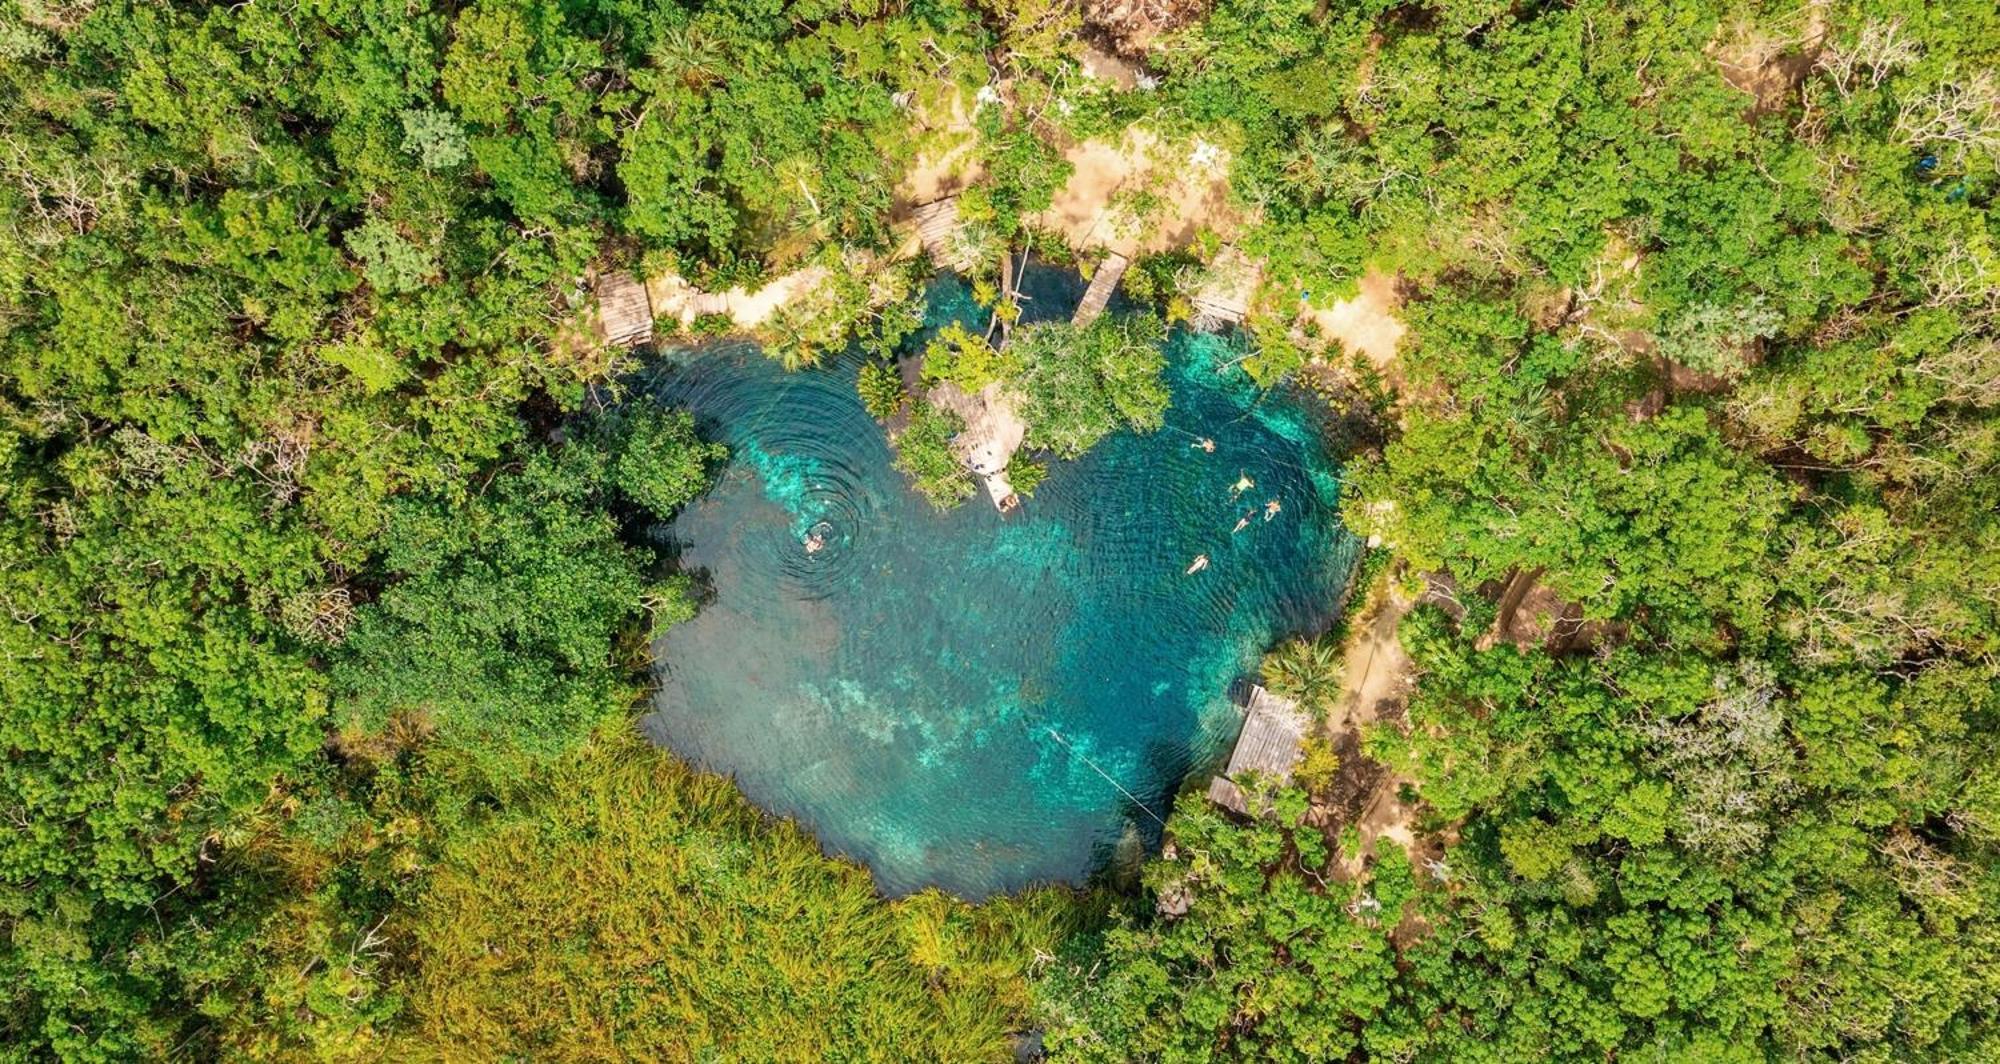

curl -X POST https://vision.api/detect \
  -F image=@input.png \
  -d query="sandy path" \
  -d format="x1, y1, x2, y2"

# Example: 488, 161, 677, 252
1330, 589, 1411, 733
1325, 581, 1421, 870
646, 267, 832, 330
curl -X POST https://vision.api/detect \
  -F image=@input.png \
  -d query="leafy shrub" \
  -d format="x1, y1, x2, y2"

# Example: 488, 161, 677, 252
592, 405, 726, 519
893, 402, 975, 508
858, 359, 908, 421
343, 218, 435, 295
923, 321, 1020, 393
1006, 454, 1049, 496
399, 107, 469, 171
1014, 314, 1170, 458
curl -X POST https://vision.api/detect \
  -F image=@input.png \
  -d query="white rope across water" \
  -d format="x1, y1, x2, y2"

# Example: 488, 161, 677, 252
1043, 725, 1167, 827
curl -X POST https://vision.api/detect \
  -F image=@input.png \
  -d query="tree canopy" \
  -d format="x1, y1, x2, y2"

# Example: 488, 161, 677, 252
2, 0, 1995, 1058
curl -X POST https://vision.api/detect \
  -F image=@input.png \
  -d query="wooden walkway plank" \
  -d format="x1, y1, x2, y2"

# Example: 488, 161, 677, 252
912, 196, 966, 267
1188, 245, 1259, 329
597, 270, 654, 347
1072, 252, 1129, 328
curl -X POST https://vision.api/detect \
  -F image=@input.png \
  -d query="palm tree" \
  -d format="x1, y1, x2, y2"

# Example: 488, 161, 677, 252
647, 25, 727, 92
1261, 637, 1344, 720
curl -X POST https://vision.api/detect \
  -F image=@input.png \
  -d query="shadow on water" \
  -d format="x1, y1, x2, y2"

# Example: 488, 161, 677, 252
633, 262, 1359, 898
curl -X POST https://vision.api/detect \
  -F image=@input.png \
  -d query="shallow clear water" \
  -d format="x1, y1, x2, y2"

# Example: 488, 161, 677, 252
639, 271, 1357, 897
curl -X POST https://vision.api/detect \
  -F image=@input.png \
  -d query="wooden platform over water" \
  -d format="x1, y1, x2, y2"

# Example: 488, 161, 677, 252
1072, 252, 1129, 328
1206, 685, 1310, 815
1189, 246, 1258, 328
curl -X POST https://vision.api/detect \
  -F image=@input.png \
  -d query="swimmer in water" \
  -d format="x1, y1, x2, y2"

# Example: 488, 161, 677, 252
804, 531, 825, 554
1191, 437, 1216, 453
1230, 474, 1255, 499
1264, 498, 1282, 521
1232, 514, 1251, 534
1185, 554, 1210, 574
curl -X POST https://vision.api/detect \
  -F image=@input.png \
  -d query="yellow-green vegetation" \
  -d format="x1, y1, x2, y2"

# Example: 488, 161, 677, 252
401, 733, 1075, 1062
902, 312, 1173, 509
857, 358, 910, 421
760, 257, 929, 372
923, 321, 1020, 394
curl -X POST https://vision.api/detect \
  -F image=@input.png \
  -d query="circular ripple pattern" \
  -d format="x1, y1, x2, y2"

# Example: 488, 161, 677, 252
639, 272, 1358, 898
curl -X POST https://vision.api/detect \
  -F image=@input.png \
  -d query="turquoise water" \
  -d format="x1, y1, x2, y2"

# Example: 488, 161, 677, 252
639, 272, 1357, 897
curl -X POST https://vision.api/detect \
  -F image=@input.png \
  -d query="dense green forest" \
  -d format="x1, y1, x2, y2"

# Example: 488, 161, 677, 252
1, 0, 1994, 1059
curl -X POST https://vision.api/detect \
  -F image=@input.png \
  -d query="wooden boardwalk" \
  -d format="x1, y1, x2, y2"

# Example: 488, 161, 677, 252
1189, 246, 1258, 328
1072, 252, 1129, 328
912, 196, 967, 267
1206, 685, 1310, 815
597, 270, 654, 347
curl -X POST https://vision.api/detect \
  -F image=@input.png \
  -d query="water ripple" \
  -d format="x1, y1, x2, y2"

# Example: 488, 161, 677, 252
638, 273, 1357, 898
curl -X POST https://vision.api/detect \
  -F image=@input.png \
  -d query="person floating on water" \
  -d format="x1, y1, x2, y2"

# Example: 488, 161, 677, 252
1264, 498, 1282, 521
1232, 513, 1252, 534
1191, 437, 1216, 453
1230, 473, 1255, 499
1185, 554, 1210, 575
804, 521, 831, 555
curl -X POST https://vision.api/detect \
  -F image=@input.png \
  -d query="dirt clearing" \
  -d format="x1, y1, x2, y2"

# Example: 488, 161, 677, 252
1036, 127, 1242, 255
1303, 270, 1407, 376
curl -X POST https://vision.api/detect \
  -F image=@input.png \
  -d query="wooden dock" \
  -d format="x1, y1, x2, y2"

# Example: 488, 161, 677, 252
912, 196, 968, 268
1206, 685, 1310, 815
1072, 252, 1129, 328
597, 270, 654, 347
1189, 246, 1259, 329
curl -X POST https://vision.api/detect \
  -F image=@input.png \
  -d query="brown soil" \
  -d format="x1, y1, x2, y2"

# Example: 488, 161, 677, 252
1301, 270, 1408, 378
1478, 566, 1562, 650
1709, 4, 1831, 118
1079, 45, 1144, 91
1331, 587, 1412, 731
1036, 127, 1243, 256
646, 266, 832, 330
1317, 579, 1422, 872
1665, 357, 1737, 395
895, 91, 985, 210
1083, 0, 1207, 57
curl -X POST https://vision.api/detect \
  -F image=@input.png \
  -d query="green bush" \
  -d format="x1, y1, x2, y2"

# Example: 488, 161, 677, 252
858, 359, 909, 422
892, 403, 976, 509
1014, 314, 1170, 458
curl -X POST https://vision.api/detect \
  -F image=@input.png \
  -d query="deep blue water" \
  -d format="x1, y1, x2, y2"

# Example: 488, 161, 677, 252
639, 271, 1357, 897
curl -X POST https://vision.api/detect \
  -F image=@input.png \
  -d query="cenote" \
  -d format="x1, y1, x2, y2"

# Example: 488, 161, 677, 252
638, 267, 1359, 897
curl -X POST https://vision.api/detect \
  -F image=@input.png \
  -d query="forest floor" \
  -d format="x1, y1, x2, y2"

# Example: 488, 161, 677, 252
1035, 126, 1243, 256
896, 92, 984, 207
